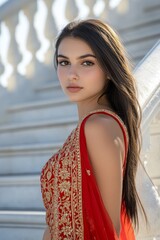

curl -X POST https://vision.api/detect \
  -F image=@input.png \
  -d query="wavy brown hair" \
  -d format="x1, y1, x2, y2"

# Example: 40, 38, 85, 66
54, 19, 146, 229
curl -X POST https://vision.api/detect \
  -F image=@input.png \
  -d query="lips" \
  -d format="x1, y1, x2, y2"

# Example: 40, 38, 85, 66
67, 85, 83, 93
67, 85, 82, 88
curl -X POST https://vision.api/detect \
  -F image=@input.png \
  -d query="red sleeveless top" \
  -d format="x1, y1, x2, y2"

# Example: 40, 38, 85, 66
40, 109, 135, 239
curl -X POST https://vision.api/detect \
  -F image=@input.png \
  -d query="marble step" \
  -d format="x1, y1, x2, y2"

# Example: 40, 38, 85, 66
125, 33, 159, 53
143, 0, 160, 12
6, 97, 77, 124
129, 40, 157, 57
125, 38, 159, 65
0, 210, 45, 240
0, 142, 62, 175
121, 23, 160, 45
0, 175, 44, 210
0, 117, 77, 147
117, 10, 160, 31
34, 81, 65, 100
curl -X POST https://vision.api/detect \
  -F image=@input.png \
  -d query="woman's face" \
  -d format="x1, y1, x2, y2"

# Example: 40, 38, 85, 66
56, 37, 107, 104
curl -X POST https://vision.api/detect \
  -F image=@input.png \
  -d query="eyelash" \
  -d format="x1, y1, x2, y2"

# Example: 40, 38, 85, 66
57, 60, 94, 66
58, 60, 68, 66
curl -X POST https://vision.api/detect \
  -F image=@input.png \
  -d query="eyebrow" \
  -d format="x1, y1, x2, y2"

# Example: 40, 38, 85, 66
57, 54, 96, 59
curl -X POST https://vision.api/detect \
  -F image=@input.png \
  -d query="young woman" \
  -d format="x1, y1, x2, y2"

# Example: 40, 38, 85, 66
40, 19, 146, 239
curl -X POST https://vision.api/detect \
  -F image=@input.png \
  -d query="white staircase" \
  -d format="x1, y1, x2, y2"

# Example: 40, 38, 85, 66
0, 0, 160, 239
108, 0, 160, 66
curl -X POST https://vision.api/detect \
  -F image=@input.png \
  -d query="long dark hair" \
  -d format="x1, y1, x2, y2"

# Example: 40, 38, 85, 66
54, 19, 146, 229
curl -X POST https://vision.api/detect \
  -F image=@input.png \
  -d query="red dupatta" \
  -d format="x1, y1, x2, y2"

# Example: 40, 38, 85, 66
79, 109, 135, 240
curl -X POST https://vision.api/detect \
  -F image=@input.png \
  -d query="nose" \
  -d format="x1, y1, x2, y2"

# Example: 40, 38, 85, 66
68, 65, 79, 80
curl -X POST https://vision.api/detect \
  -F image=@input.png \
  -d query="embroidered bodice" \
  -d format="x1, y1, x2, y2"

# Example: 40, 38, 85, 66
41, 124, 84, 239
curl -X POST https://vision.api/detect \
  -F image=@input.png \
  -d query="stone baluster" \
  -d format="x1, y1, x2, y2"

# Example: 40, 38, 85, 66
0, 22, 7, 105
0, 56, 4, 82
65, 0, 79, 21
99, 0, 109, 21
43, 0, 57, 66
42, 0, 59, 82
84, 0, 97, 18
0, 16, 23, 115
116, 0, 129, 14
5, 14, 23, 93
0, 24, 5, 79
23, 0, 43, 85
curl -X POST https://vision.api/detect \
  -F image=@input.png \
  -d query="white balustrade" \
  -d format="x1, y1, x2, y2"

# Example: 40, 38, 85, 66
5, 14, 23, 92
0, 21, 10, 117
135, 41, 160, 239
84, 0, 97, 18
43, 0, 57, 64
42, 0, 59, 82
1, 15, 33, 107
147, 113, 160, 183
0, 22, 8, 117
0, 25, 5, 77
65, 0, 79, 21
99, 0, 109, 21
23, 0, 41, 79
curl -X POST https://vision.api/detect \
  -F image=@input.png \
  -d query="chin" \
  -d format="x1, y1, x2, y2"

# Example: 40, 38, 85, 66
67, 96, 81, 102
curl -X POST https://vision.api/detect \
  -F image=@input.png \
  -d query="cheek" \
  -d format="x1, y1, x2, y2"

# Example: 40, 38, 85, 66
87, 69, 105, 85
57, 67, 65, 82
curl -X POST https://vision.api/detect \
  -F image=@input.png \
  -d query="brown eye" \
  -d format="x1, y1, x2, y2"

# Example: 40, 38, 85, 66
82, 61, 94, 66
58, 60, 69, 66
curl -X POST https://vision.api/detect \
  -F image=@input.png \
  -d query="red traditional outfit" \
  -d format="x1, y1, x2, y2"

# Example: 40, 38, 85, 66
40, 109, 135, 239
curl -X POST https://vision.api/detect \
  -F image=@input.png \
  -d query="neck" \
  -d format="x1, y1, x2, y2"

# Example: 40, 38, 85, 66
77, 97, 113, 124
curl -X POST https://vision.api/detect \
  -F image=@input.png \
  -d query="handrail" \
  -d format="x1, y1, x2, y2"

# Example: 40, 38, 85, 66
0, 0, 34, 21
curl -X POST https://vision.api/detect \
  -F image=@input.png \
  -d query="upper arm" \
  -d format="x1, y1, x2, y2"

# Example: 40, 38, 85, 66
43, 227, 51, 240
84, 114, 125, 235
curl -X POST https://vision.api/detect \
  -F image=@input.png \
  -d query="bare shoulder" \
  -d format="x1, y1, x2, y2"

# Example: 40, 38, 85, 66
84, 113, 125, 166
84, 113, 124, 142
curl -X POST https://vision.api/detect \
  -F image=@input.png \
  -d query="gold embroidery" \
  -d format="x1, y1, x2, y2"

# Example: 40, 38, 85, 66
40, 128, 84, 239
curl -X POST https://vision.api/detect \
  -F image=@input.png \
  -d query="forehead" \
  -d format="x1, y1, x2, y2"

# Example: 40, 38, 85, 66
57, 37, 94, 55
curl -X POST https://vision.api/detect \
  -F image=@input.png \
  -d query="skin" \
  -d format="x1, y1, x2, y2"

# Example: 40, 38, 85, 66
43, 227, 51, 240
43, 37, 125, 238
56, 37, 112, 122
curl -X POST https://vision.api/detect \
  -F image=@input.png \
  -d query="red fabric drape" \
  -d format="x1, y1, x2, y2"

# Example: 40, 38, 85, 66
79, 110, 135, 240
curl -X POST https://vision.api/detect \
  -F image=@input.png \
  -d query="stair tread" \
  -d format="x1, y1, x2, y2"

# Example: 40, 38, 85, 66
0, 210, 45, 224
122, 28, 160, 44
0, 142, 62, 152
7, 96, 70, 112
117, 11, 160, 31
144, 0, 160, 11
0, 116, 77, 132
0, 210, 45, 215
34, 81, 60, 92
0, 174, 40, 182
